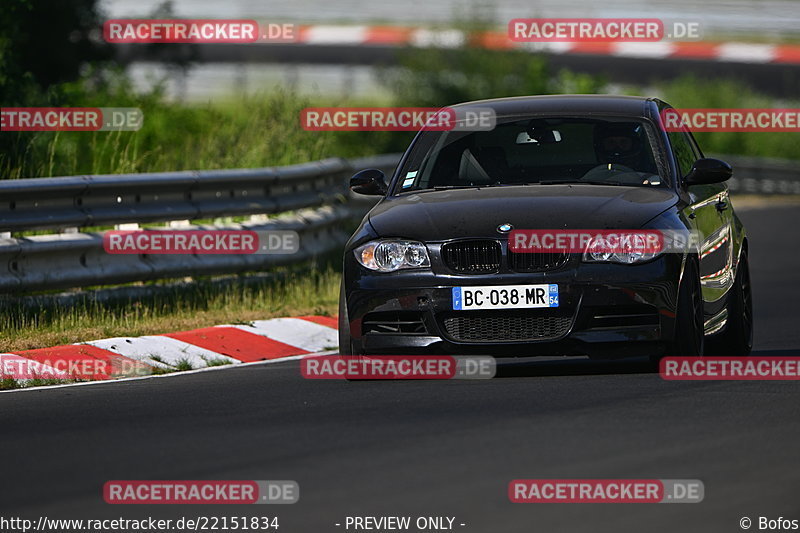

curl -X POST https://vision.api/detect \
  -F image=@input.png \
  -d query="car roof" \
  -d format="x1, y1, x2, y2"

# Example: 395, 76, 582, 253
450, 94, 665, 120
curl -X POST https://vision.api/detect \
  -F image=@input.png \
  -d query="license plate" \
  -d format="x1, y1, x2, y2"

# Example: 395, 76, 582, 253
452, 284, 559, 310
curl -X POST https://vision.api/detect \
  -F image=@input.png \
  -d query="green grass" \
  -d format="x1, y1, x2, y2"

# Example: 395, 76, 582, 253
172, 358, 194, 372
0, 376, 82, 391
203, 356, 234, 367
0, 83, 405, 179
0, 378, 19, 390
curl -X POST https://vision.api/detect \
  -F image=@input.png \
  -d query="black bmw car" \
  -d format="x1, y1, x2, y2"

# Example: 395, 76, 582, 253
339, 95, 752, 361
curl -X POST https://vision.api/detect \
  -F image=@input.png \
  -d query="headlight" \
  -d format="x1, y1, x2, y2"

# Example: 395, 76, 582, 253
355, 240, 431, 272
582, 233, 662, 264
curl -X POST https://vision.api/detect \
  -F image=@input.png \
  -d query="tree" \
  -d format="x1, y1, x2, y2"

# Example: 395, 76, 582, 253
0, 0, 112, 104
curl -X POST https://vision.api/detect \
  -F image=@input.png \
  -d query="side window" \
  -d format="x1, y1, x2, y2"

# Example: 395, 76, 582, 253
684, 130, 704, 160
668, 131, 697, 179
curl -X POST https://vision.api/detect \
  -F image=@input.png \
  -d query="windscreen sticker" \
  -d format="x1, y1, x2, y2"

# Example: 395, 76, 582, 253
402, 170, 418, 188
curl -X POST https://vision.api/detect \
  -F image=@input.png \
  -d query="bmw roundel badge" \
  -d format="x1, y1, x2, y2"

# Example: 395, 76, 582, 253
497, 223, 513, 233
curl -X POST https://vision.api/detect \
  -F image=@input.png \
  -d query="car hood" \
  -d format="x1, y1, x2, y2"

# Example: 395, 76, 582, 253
367, 185, 679, 241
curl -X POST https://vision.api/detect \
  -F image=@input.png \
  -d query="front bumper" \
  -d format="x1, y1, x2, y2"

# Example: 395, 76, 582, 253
343, 254, 682, 358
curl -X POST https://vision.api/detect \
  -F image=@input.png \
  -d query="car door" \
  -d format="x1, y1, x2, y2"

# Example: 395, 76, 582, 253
669, 129, 732, 321
684, 129, 735, 306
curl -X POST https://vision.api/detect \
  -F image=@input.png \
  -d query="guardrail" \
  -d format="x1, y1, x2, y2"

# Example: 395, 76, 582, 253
0, 154, 400, 293
722, 155, 800, 195
0, 152, 794, 293
0, 158, 350, 232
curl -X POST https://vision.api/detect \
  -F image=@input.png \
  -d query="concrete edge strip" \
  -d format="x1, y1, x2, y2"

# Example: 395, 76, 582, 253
1, 316, 338, 391
0, 350, 337, 394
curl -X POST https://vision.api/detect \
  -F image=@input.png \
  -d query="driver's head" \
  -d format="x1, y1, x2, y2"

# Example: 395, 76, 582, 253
594, 123, 643, 168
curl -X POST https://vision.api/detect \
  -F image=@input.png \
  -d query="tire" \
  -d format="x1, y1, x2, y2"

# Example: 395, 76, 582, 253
338, 283, 371, 381
706, 251, 753, 357
338, 281, 353, 355
655, 257, 704, 363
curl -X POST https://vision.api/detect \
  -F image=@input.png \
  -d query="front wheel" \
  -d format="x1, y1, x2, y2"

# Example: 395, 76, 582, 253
706, 251, 753, 357
338, 282, 353, 355
654, 257, 704, 364
338, 283, 372, 381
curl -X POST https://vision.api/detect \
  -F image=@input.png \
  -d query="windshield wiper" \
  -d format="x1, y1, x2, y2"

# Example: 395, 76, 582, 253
432, 181, 523, 190
536, 180, 632, 186
432, 184, 483, 190
426, 180, 636, 190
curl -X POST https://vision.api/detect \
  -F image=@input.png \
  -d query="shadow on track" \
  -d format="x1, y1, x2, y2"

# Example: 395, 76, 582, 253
494, 355, 655, 378
493, 348, 800, 379
750, 349, 800, 357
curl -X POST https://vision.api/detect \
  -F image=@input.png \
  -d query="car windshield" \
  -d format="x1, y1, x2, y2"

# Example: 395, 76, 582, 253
393, 115, 667, 193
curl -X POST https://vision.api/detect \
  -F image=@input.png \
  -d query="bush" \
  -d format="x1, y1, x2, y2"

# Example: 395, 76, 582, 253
0, 0, 113, 176
380, 46, 605, 107
656, 76, 800, 159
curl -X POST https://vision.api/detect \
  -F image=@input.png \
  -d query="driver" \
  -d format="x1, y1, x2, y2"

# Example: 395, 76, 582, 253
593, 123, 644, 170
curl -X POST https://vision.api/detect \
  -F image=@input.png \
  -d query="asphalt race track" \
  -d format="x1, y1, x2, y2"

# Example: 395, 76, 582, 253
2, 203, 799, 533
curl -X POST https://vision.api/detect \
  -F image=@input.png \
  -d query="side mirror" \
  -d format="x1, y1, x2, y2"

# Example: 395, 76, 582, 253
685, 158, 732, 185
350, 169, 388, 196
